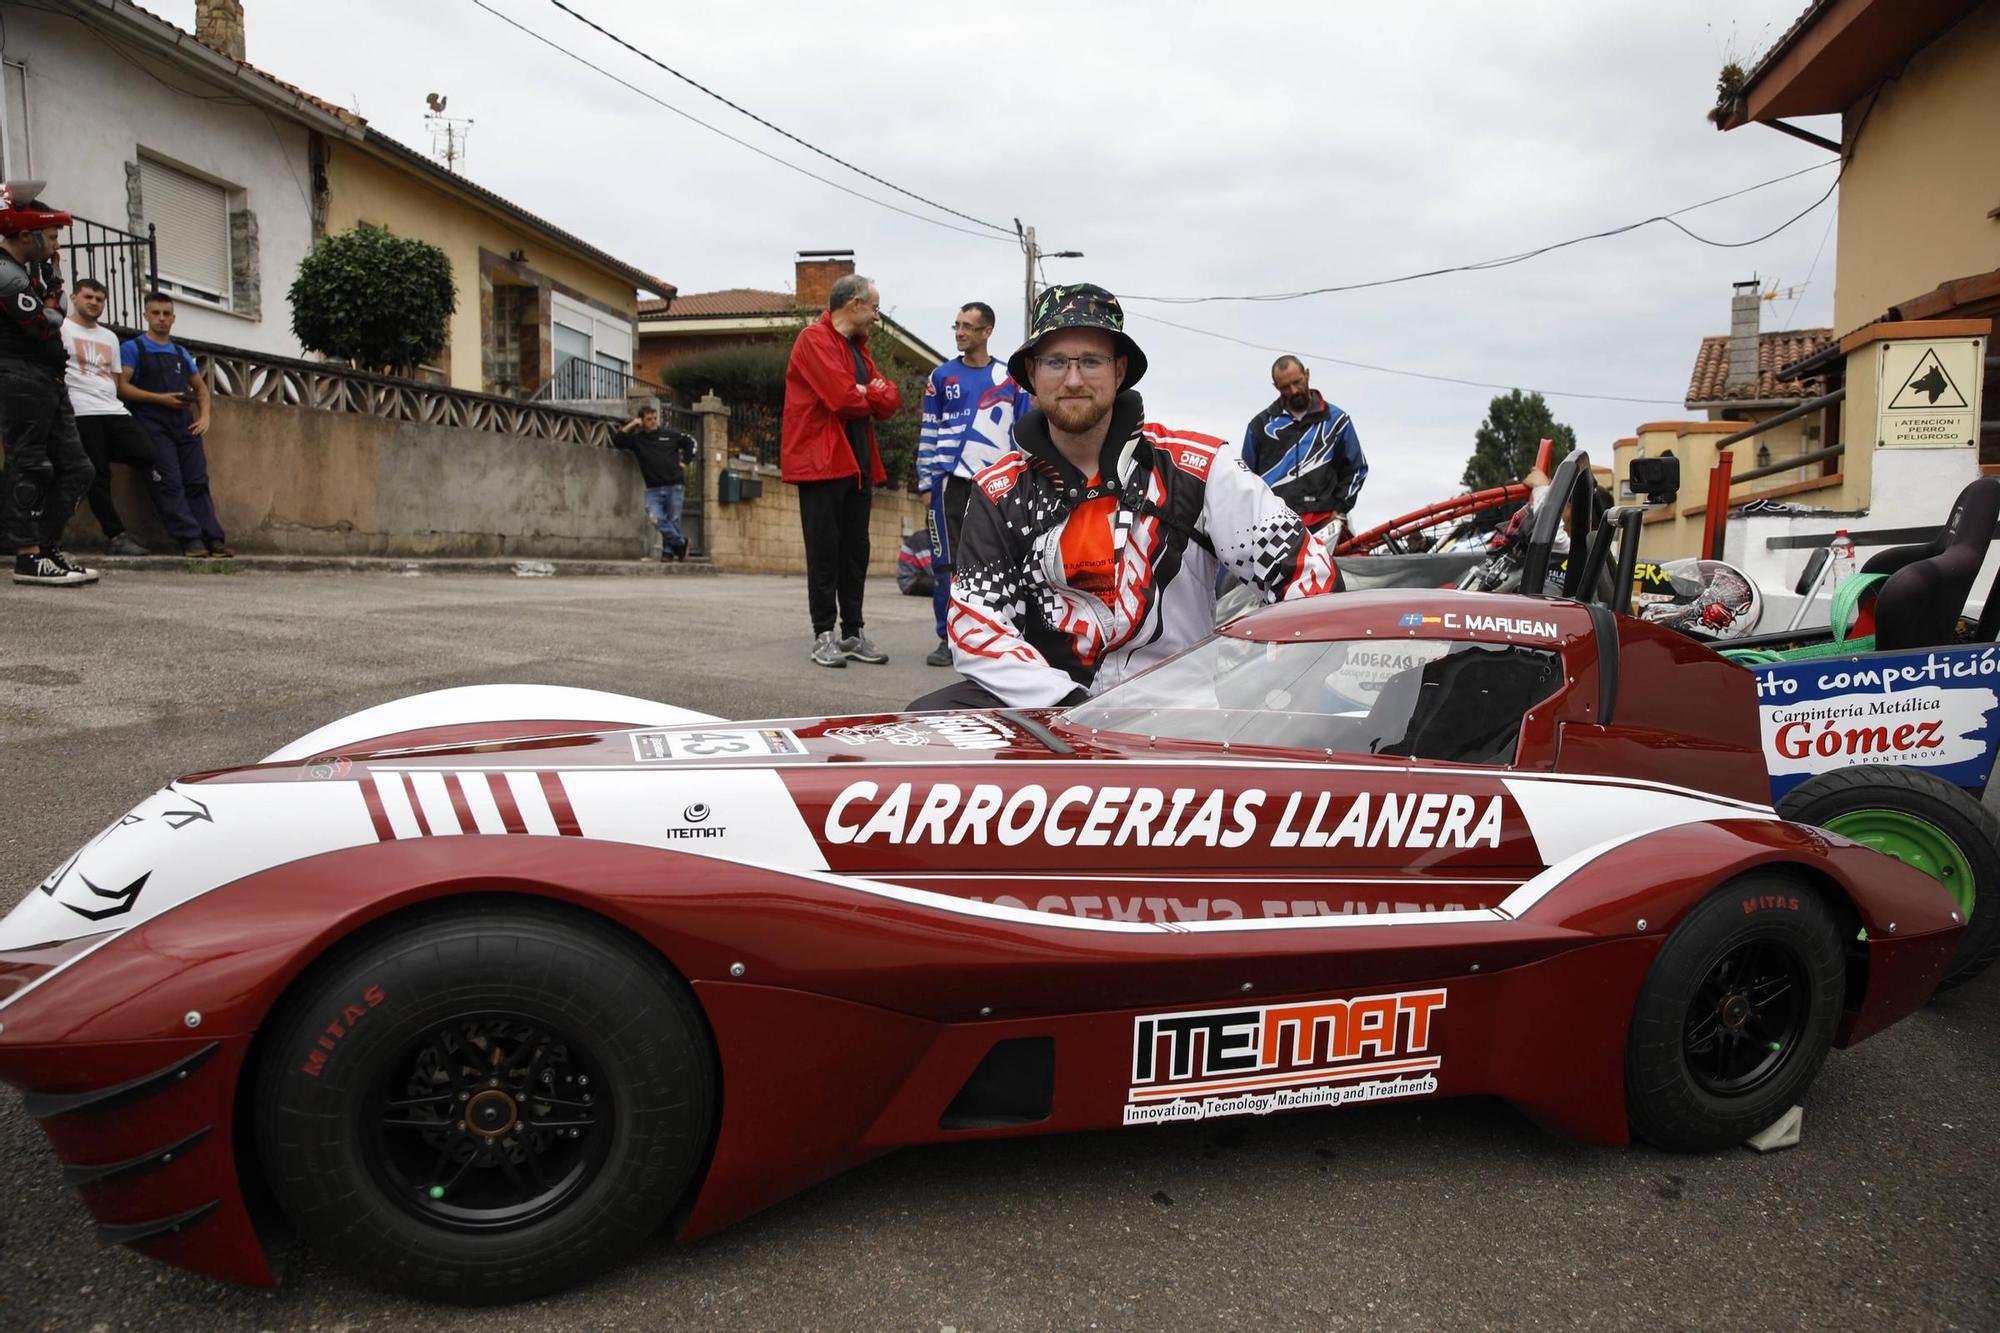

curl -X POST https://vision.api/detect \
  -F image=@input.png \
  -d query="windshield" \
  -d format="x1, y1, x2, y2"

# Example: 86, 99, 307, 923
1065, 635, 1565, 764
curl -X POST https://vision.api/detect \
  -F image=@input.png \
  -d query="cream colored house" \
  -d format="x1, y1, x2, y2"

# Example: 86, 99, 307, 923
1623, 0, 1997, 569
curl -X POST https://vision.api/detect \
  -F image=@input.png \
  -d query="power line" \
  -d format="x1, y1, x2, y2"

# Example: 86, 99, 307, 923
543, 0, 1015, 238
467, 0, 1013, 244
1130, 311, 1685, 406
1123, 161, 1841, 305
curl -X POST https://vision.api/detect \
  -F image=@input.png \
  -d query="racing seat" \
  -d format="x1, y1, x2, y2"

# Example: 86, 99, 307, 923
1365, 649, 1562, 764
1864, 477, 2000, 651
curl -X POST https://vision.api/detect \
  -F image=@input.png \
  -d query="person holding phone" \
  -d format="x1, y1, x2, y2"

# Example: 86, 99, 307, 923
119, 290, 229, 558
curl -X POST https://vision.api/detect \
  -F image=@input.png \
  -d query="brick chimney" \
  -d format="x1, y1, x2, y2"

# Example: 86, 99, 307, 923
195, 0, 246, 62
1726, 279, 1761, 392
795, 250, 856, 311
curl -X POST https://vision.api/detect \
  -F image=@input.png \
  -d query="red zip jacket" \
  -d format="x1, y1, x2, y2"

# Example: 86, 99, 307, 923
780, 310, 900, 483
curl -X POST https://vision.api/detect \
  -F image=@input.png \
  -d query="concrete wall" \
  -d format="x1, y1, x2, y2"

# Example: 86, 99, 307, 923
2, 5, 315, 354
68, 398, 653, 559
1833, 2, 2000, 330
321, 146, 641, 394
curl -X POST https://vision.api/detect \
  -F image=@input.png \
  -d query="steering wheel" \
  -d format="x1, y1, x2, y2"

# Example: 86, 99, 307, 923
1515, 451, 1595, 598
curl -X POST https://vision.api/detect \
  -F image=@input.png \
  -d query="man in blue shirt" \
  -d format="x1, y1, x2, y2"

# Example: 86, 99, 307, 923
915, 301, 1028, 667
119, 292, 228, 558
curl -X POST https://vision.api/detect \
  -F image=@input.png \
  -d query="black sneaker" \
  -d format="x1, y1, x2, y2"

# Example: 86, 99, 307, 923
925, 638, 953, 667
45, 548, 100, 584
106, 532, 149, 557
12, 552, 91, 587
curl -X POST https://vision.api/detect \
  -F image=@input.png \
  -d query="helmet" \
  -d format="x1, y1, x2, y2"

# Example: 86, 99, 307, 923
1636, 558, 1763, 641
0, 180, 73, 236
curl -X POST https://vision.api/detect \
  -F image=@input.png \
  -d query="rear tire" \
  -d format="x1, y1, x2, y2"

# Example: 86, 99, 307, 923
256, 902, 713, 1304
1778, 766, 2000, 990
1625, 878, 1844, 1152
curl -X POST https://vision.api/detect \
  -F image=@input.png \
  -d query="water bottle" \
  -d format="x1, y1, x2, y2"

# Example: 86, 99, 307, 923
1828, 530, 1857, 587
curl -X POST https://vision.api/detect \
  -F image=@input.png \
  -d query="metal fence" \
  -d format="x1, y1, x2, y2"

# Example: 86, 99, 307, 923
63, 217, 157, 331
730, 402, 783, 469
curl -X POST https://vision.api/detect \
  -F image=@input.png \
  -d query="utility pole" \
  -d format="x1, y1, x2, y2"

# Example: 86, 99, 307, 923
1022, 223, 1037, 341
1016, 218, 1083, 339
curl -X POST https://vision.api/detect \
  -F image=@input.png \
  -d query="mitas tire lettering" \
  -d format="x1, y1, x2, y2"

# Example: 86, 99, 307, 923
254, 905, 715, 1305
298, 983, 389, 1077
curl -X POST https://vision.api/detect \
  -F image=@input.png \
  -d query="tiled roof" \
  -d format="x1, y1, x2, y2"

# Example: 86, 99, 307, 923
639, 289, 800, 319
1685, 328, 1834, 405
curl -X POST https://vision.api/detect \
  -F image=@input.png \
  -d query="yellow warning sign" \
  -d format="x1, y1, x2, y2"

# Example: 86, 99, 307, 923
1876, 337, 1983, 448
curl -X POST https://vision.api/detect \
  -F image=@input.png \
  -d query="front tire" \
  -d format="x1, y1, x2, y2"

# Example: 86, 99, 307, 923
1625, 878, 1844, 1152
256, 902, 714, 1304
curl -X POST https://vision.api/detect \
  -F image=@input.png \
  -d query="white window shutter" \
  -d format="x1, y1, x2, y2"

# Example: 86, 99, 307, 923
139, 158, 230, 297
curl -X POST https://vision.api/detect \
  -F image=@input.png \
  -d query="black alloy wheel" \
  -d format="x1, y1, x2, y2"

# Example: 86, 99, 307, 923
257, 902, 714, 1304
1625, 877, 1844, 1152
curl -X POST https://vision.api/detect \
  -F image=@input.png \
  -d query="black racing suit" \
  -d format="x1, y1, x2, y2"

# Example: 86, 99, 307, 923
942, 391, 1339, 707
0, 251, 92, 551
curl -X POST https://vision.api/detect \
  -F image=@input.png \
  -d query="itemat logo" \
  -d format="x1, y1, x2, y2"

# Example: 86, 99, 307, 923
1123, 988, 1447, 1125
684, 803, 711, 823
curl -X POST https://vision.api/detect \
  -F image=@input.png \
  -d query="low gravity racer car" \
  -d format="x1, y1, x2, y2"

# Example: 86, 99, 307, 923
0, 590, 1963, 1303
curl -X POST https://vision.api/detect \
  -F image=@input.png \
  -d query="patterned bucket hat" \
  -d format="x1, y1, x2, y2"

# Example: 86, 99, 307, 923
1006, 283, 1148, 390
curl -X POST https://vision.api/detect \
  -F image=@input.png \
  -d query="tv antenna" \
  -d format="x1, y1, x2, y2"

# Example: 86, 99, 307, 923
423, 93, 475, 173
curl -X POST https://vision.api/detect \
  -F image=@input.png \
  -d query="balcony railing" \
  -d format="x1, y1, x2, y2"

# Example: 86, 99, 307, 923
533, 354, 672, 407
62, 217, 158, 332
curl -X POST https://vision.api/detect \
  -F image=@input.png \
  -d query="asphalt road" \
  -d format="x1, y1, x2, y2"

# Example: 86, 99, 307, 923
1, 570, 1995, 1332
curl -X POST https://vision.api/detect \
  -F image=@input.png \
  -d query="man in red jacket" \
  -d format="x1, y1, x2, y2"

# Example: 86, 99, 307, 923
782, 272, 902, 667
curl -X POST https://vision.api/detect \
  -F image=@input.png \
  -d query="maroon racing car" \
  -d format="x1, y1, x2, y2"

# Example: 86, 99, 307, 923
0, 589, 1962, 1304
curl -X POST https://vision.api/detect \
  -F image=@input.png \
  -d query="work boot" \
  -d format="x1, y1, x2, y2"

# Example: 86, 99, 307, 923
106, 532, 149, 556
12, 552, 90, 586
45, 548, 100, 584
810, 631, 847, 668
206, 543, 235, 559
925, 637, 953, 667
839, 632, 888, 665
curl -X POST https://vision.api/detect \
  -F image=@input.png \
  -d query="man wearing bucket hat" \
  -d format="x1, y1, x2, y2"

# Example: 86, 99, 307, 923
912, 284, 1338, 711
0, 180, 99, 588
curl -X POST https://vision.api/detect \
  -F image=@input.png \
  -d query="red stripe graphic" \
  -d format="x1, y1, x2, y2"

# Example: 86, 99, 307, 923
539, 771, 582, 837
359, 776, 394, 842
487, 772, 527, 834
443, 772, 478, 834
402, 773, 434, 837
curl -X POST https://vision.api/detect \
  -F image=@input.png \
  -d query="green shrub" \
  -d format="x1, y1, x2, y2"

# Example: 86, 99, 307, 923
288, 224, 456, 374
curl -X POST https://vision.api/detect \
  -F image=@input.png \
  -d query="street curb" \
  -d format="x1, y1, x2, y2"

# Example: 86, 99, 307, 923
73, 554, 720, 577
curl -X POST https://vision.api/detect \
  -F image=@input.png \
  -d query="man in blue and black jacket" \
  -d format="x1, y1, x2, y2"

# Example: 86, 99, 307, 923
1242, 355, 1367, 535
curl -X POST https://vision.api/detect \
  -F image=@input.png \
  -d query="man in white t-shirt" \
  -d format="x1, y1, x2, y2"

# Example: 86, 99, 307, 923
61, 278, 156, 556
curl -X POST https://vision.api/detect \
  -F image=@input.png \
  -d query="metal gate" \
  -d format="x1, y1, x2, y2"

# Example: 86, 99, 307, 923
663, 402, 705, 557
63, 218, 157, 331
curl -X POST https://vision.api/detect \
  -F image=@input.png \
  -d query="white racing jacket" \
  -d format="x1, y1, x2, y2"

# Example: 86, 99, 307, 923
948, 392, 1339, 707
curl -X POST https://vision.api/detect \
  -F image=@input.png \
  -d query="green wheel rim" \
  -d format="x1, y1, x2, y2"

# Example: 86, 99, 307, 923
1823, 809, 1976, 920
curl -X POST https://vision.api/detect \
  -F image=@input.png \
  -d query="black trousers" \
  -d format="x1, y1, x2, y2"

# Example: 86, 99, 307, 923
797, 476, 871, 637
76, 414, 157, 539
0, 366, 93, 550
907, 678, 1008, 712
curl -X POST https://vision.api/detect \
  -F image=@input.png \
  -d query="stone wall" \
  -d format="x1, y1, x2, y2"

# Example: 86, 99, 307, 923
68, 397, 653, 559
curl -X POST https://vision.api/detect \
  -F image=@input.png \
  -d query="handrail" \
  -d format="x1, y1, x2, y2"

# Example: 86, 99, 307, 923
1713, 388, 1845, 450
1726, 441, 1847, 486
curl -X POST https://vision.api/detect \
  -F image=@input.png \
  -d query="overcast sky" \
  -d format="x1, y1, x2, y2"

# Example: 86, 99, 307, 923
143, 0, 1839, 523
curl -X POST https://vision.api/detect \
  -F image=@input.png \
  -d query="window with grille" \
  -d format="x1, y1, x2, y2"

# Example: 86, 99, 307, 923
138, 155, 232, 303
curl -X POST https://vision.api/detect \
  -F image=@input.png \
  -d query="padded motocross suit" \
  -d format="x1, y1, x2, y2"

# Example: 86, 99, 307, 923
948, 390, 1339, 708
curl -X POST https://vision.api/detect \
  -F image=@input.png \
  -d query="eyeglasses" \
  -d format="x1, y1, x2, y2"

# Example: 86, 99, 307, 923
952, 321, 991, 333
1033, 353, 1118, 376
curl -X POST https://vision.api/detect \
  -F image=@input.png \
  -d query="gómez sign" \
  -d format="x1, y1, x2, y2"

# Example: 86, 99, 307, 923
1755, 646, 2000, 799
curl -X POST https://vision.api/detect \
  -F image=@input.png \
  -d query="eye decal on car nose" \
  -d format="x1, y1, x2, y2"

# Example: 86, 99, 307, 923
63, 871, 151, 921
